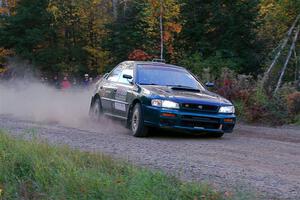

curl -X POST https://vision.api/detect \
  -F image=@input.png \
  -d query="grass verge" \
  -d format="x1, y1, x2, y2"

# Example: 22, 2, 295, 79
0, 130, 225, 200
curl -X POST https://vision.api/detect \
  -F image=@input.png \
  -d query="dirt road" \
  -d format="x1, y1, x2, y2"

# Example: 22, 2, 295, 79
0, 115, 299, 199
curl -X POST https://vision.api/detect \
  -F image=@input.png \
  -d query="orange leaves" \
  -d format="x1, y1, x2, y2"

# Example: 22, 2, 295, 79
0, 48, 13, 58
0, 7, 8, 15
164, 22, 182, 35
0, 0, 17, 15
149, 0, 160, 11
128, 49, 152, 61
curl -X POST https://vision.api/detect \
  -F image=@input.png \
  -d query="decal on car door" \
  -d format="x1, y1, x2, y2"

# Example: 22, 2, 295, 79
114, 87, 128, 111
115, 88, 127, 102
114, 102, 126, 111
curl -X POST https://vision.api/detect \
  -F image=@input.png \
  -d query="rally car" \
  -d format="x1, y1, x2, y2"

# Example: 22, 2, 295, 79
89, 61, 236, 137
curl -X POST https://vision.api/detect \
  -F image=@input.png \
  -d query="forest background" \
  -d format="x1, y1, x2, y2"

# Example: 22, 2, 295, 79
0, 0, 300, 124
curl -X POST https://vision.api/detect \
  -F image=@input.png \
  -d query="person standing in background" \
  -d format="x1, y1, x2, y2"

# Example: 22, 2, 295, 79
61, 76, 71, 90
53, 75, 60, 89
89, 77, 94, 85
82, 74, 90, 88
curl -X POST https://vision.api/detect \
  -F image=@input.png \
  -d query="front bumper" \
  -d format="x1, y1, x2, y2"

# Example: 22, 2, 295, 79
142, 105, 236, 133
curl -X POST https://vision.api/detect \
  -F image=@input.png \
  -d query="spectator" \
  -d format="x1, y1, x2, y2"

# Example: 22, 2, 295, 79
89, 77, 93, 85
61, 76, 71, 90
82, 74, 89, 88
72, 77, 78, 87
53, 75, 60, 89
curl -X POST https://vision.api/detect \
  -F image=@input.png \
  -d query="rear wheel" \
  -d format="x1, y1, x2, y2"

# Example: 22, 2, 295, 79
89, 97, 102, 121
131, 103, 148, 137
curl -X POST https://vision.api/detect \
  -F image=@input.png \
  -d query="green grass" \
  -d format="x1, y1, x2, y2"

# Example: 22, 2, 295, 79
0, 130, 225, 200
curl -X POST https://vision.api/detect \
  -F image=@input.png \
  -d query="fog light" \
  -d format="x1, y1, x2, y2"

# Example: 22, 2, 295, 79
161, 113, 176, 118
224, 118, 234, 123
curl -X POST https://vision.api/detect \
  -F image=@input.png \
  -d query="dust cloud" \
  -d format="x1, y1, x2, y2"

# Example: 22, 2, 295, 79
0, 79, 124, 132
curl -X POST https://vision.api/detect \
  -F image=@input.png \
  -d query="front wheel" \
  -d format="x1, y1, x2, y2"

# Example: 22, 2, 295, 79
131, 103, 148, 137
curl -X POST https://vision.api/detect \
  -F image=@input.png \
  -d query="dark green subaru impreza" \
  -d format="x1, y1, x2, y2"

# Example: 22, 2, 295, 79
90, 61, 236, 137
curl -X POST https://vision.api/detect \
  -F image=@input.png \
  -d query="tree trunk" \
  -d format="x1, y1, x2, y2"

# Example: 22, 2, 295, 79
263, 14, 300, 85
112, 0, 118, 19
123, 0, 127, 16
274, 26, 300, 94
293, 48, 298, 82
298, 50, 300, 90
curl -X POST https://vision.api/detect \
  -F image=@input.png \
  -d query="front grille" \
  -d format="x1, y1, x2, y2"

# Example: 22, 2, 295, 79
181, 115, 220, 129
182, 115, 220, 123
160, 119, 176, 126
181, 120, 220, 129
181, 103, 219, 113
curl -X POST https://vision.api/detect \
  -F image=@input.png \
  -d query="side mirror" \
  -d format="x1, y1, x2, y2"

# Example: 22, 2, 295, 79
123, 74, 133, 79
123, 74, 133, 84
205, 82, 215, 88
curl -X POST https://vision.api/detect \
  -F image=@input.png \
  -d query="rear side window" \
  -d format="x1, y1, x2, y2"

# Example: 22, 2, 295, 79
107, 62, 134, 82
107, 66, 122, 82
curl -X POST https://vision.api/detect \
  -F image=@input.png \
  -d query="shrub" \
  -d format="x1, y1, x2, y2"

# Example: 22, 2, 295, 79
264, 95, 290, 125
286, 92, 300, 115
293, 114, 300, 125
234, 100, 247, 120
185, 56, 297, 126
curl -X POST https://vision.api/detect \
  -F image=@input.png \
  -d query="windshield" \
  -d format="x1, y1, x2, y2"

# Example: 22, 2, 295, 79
137, 65, 204, 90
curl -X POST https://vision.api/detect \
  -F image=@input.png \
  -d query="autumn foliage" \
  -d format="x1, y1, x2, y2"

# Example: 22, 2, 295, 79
128, 49, 152, 61
0, 48, 13, 63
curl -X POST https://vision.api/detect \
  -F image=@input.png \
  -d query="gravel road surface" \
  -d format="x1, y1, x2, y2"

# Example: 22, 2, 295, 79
0, 115, 299, 200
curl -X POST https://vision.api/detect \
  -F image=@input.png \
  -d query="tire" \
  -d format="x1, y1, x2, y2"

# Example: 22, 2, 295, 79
89, 97, 102, 121
131, 103, 148, 137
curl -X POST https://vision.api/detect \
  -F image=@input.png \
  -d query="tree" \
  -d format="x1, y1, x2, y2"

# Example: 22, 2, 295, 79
142, 0, 182, 61
0, 0, 112, 75
0, 0, 57, 72
259, 0, 300, 48
178, 0, 261, 74
105, 0, 149, 65
48, 0, 112, 74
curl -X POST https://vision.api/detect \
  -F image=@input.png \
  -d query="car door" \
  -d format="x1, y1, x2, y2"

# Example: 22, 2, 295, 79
113, 63, 135, 118
100, 65, 122, 114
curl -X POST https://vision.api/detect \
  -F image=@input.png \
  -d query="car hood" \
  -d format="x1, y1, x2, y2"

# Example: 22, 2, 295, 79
141, 85, 232, 106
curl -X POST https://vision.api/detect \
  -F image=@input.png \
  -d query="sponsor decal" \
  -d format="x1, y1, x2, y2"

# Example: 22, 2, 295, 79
115, 102, 126, 111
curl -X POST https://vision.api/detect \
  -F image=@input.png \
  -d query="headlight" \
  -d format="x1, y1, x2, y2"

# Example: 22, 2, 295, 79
219, 106, 235, 114
151, 99, 179, 109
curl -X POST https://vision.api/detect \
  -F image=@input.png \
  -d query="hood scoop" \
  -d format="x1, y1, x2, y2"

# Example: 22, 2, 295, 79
170, 86, 200, 92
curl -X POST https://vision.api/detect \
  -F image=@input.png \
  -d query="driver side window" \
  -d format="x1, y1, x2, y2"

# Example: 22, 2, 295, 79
107, 66, 122, 82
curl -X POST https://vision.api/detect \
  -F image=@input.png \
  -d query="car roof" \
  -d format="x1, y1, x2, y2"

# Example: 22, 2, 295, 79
124, 61, 186, 71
